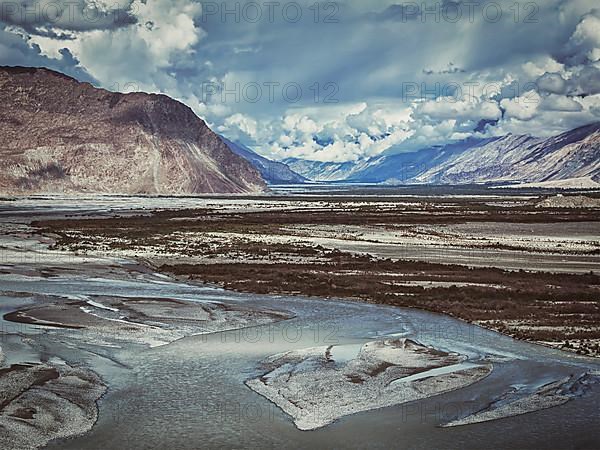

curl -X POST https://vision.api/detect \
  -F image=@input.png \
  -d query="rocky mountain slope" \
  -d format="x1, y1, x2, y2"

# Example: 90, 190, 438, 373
0, 66, 266, 195
221, 138, 307, 184
416, 123, 600, 185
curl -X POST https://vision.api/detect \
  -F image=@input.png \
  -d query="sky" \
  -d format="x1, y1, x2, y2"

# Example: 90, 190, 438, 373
1, 0, 600, 162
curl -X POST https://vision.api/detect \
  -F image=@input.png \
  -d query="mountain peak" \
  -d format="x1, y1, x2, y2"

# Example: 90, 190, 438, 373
1, 65, 80, 82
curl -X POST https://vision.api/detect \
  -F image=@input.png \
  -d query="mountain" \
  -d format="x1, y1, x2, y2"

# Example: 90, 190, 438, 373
283, 139, 491, 183
285, 122, 600, 187
345, 138, 490, 184
414, 134, 542, 184
220, 138, 307, 184
0, 66, 266, 195
415, 123, 600, 185
283, 158, 360, 182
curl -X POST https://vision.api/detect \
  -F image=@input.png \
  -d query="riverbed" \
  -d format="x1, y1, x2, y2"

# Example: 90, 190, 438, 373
1, 195, 599, 449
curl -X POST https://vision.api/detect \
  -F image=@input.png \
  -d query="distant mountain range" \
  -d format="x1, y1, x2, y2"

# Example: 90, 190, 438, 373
282, 158, 358, 182
284, 122, 600, 188
0, 66, 265, 195
220, 138, 307, 185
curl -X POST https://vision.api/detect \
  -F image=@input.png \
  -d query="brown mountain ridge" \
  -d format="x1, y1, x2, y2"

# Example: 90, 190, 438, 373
0, 66, 266, 194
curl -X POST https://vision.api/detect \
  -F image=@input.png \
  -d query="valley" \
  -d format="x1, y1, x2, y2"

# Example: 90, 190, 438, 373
2, 2, 600, 448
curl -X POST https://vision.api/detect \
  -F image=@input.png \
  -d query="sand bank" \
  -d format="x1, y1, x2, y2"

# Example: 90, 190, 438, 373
246, 338, 492, 430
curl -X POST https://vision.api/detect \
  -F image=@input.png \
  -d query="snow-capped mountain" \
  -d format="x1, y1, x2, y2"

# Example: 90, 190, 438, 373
220, 138, 307, 184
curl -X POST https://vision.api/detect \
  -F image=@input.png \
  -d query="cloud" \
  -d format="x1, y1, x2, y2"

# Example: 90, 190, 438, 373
415, 97, 502, 122
500, 91, 541, 121
537, 72, 567, 94
1, 0, 600, 162
5, 0, 204, 97
540, 94, 583, 112
557, 9, 600, 65
0, 0, 136, 35
566, 65, 600, 95
219, 113, 259, 141
0, 24, 94, 81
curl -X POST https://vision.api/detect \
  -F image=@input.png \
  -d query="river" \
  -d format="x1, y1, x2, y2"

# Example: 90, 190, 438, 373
0, 270, 598, 449
0, 196, 599, 449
